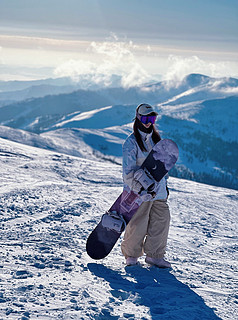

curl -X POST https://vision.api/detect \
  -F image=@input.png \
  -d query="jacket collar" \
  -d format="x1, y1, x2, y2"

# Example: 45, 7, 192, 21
138, 129, 153, 141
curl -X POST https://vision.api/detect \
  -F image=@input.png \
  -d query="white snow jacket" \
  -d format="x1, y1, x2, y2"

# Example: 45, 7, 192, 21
122, 130, 168, 200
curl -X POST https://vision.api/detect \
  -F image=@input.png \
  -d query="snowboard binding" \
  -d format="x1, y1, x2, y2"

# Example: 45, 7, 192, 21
134, 168, 156, 198
101, 211, 126, 233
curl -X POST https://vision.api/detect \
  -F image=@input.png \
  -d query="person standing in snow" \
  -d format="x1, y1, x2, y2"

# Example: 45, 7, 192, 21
121, 103, 171, 268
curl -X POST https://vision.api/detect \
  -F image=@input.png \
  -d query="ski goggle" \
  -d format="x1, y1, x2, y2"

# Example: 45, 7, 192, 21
137, 114, 157, 124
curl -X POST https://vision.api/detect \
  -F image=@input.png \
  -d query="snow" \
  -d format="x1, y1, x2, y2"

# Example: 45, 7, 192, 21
54, 106, 113, 128
0, 137, 237, 320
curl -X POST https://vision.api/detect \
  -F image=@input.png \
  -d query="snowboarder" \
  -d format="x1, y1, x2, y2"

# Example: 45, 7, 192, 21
121, 103, 171, 267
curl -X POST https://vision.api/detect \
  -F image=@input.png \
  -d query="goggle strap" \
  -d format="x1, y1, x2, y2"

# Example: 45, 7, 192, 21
136, 111, 141, 121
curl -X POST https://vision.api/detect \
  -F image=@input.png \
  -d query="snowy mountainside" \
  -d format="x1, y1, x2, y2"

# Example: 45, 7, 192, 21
0, 84, 82, 108
51, 104, 136, 130
158, 96, 238, 189
0, 137, 237, 319
0, 73, 237, 189
0, 74, 123, 107
142, 73, 238, 105
1, 74, 237, 133
0, 90, 113, 132
0, 125, 126, 164
0, 77, 74, 92
0, 74, 123, 93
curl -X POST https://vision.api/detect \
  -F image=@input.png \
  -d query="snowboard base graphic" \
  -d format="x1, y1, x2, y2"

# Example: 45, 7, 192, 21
86, 139, 179, 260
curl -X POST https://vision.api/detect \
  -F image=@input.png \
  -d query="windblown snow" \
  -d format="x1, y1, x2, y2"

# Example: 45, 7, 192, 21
0, 137, 237, 320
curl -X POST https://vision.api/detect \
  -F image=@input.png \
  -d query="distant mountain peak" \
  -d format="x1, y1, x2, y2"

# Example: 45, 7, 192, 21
182, 73, 211, 87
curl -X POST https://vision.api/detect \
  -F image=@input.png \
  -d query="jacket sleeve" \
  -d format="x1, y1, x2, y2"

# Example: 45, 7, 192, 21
122, 138, 139, 189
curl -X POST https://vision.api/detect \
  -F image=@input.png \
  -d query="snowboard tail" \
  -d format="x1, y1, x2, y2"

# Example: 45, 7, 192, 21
86, 224, 121, 260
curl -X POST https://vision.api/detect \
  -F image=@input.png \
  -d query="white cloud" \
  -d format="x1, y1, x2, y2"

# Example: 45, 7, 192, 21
3, 33, 237, 83
54, 37, 150, 88
164, 55, 236, 83
0, 46, 5, 64
54, 60, 96, 79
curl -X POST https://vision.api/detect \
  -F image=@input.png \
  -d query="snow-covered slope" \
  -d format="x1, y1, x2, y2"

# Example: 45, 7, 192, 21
0, 137, 237, 320
0, 89, 114, 133
0, 125, 126, 164
158, 96, 238, 189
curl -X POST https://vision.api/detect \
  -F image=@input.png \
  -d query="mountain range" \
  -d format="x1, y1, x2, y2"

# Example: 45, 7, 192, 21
0, 73, 237, 189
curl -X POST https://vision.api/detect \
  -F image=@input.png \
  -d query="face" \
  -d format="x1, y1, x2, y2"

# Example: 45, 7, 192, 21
142, 122, 152, 129
139, 114, 157, 127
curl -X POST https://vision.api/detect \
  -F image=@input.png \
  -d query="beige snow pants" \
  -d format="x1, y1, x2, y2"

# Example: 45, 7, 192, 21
121, 199, 170, 259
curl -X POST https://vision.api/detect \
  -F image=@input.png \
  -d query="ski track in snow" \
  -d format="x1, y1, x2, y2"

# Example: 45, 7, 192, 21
0, 137, 237, 320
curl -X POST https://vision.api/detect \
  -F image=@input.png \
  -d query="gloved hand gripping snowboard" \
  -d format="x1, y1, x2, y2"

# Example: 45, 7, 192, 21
134, 168, 156, 197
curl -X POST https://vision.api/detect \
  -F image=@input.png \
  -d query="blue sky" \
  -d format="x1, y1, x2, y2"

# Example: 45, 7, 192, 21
0, 0, 237, 82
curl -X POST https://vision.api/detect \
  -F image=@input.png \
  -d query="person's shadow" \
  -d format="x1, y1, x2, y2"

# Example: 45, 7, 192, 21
87, 263, 221, 320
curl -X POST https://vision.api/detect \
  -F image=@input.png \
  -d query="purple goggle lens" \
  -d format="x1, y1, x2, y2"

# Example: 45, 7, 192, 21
140, 115, 157, 124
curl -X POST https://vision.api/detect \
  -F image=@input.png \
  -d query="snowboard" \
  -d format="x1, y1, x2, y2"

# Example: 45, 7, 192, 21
86, 139, 179, 260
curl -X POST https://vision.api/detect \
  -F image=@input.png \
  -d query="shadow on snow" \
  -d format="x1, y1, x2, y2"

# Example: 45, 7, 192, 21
88, 263, 221, 320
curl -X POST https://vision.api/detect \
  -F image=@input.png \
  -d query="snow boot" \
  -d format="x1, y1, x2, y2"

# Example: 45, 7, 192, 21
145, 256, 171, 268
126, 257, 138, 266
